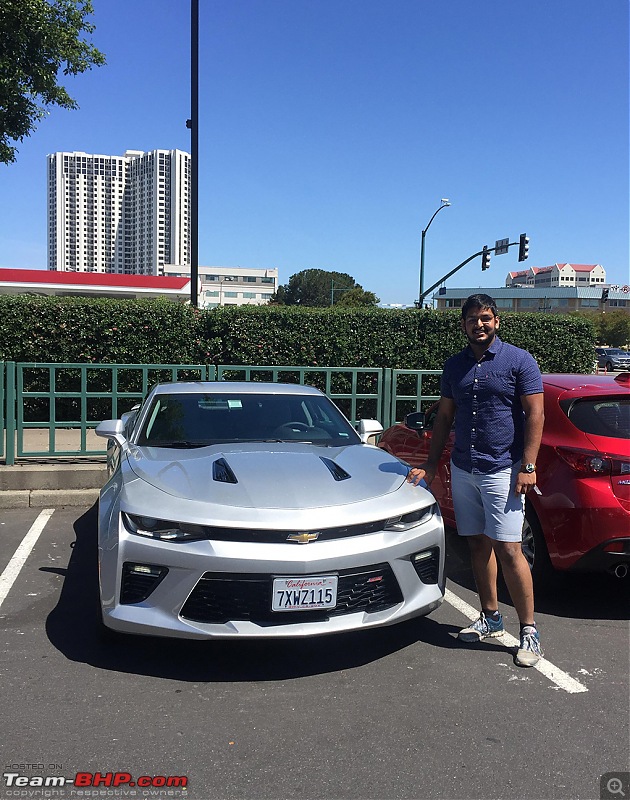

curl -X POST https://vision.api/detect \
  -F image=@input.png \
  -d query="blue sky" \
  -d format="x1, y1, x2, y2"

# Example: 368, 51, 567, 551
1, 0, 628, 304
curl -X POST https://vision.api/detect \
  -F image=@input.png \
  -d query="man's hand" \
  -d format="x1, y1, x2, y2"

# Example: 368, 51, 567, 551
514, 469, 537, 495
407, 463, 436, 486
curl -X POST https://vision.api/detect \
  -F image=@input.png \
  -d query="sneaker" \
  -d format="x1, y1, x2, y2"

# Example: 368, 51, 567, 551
458, 612, 504, 642
515, 625, 543, 667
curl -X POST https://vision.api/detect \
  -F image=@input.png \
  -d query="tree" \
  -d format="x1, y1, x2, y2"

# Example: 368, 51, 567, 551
335, 286, 380, 307
569, 309, 630, 347
600, 309, 630, 347
271, 268, 379, 307
0, 0, 106, 164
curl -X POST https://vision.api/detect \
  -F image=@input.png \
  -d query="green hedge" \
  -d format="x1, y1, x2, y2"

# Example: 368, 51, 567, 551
0, 295, 595, 374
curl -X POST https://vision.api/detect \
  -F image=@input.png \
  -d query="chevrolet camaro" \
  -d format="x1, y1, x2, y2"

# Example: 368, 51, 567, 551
96, 381, 445, 639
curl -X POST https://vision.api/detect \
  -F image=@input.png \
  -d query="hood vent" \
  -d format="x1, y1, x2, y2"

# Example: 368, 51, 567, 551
212, 457, 238, 484
320, 457, 351, 481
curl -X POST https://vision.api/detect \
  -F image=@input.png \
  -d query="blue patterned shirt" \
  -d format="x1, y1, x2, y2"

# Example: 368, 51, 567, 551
440, 336, 543, 474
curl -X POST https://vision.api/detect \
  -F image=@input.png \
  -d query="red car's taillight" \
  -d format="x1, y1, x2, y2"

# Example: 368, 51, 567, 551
555, 447, 630, 476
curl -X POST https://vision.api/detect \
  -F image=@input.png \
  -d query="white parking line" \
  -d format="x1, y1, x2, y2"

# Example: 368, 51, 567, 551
0, 509, 55, 610
444, 587, 588, 694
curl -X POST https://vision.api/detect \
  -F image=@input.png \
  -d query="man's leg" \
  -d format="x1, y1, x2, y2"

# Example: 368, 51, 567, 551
494, 540, 542, 666
476, 462, 536, 627
450, 463, 505, 640
493, 540, 534, 625
467, 534, 499, 612
457, 533, 506, 641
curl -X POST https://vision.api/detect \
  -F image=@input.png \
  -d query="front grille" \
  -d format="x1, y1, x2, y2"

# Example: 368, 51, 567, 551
170, 518, 390, 544
180, 563, 404, 624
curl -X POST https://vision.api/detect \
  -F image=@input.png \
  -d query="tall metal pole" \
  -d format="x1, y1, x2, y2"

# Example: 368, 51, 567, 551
418, 199, 450, 307
190, 0, 199, 306
419, 228, 427, 307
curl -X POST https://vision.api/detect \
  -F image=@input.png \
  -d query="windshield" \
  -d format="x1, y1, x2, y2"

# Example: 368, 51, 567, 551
562, 396, 630, 440
136, 392, 361, 447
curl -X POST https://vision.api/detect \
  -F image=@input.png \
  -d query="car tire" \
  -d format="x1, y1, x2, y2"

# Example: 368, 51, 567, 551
521, 505, 555, 587
606, 361, 614, 372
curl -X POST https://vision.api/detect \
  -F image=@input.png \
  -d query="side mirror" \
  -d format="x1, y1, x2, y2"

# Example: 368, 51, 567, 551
404, 411, 426, 431
121, 406, 140, 435
357, 419, 384, 444
95, 419, 127, 448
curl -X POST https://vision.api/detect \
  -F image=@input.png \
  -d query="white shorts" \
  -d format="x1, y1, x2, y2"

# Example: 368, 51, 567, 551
450, 461, 525, 542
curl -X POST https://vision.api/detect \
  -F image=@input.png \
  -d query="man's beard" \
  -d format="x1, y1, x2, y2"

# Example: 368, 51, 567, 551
466, 329, 496, 347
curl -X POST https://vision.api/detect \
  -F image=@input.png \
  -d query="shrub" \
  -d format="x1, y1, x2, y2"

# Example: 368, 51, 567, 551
0, 296, 595, 374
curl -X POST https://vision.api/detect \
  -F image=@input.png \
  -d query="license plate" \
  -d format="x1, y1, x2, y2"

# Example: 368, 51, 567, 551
272, 575, 338, 612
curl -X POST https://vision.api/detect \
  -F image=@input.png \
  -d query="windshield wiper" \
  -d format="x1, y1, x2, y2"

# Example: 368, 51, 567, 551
148, 440, 208, 449
244, 438, 285, 443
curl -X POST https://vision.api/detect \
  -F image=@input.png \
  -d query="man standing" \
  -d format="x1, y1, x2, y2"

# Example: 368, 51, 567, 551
408, 293, 545, 666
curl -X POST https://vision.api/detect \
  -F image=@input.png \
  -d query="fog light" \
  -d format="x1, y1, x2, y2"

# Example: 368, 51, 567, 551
121, 562, 168, 604
411, 548, 440, 584
130, 564, 161, 575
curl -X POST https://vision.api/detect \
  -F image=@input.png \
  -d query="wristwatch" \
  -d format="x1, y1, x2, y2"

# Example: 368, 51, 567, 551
520, 463, 536, 474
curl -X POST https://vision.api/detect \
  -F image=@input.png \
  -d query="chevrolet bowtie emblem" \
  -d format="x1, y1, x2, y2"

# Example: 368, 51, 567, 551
287, 532, 320, 544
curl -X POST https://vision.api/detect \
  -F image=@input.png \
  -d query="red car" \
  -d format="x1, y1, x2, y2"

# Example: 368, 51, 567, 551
378, 373, 630, 583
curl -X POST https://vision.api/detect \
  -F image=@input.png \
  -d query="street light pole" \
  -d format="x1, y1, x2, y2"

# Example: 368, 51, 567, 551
189, 0, 199, 307
418, 199, 451, 307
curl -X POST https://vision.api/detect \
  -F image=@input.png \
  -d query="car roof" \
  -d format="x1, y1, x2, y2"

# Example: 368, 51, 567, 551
150, 381, 324, 396
543, 373, 630, 392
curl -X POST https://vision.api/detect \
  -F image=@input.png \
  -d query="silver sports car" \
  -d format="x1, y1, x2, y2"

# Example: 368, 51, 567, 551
96, 382, 445, 639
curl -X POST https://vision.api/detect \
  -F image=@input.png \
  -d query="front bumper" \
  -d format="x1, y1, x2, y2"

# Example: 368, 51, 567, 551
99, 517, 445, 639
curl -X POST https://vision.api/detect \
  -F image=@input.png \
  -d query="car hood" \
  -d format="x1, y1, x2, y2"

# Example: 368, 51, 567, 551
124, 442, 409, 509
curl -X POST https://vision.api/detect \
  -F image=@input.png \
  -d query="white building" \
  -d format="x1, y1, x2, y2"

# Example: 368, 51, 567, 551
506, 263, 606, 287
161, 264, 278, 308
47, 149, 190, 275
434, 285, 629, 315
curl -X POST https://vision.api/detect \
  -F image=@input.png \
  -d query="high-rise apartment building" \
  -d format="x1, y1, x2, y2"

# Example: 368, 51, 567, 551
47, 149, 190, 275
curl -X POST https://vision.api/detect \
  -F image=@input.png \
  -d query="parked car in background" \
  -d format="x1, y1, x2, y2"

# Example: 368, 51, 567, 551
96, 381, 445, 639
378, 373, 630, 584
595, 348, 630, 372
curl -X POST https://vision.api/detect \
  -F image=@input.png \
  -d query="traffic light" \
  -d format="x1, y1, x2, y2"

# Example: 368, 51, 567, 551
482, 246, 491, 270
518, 233, 530, 262
601, 288, 610, 302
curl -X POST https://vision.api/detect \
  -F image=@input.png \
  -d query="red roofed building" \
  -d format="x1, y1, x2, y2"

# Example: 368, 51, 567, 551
0, 268, 191, 302
506, 263, 606, 287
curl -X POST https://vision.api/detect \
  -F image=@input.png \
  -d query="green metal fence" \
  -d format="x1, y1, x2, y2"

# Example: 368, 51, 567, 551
3, 362, 213, 463
216, 365, 385, 427
387, 369, 443, 426
0, 362, 4, 461
1, 362, 441, 464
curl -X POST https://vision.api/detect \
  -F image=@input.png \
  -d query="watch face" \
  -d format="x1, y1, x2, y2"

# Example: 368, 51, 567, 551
523, 463, 535, 473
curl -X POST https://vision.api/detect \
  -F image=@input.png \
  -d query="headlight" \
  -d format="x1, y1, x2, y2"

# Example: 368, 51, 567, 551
122, 512, 209, 542
384, 504, 436, 531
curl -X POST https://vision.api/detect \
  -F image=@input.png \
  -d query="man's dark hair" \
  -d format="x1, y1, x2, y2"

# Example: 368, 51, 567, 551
461, 293, 499, 319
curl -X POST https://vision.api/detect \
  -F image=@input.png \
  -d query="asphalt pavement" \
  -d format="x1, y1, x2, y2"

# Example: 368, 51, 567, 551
0, 504, 628, 800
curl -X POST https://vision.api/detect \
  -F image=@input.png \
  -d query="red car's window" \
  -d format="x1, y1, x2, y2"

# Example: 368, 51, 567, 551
562, 396, 630, 440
